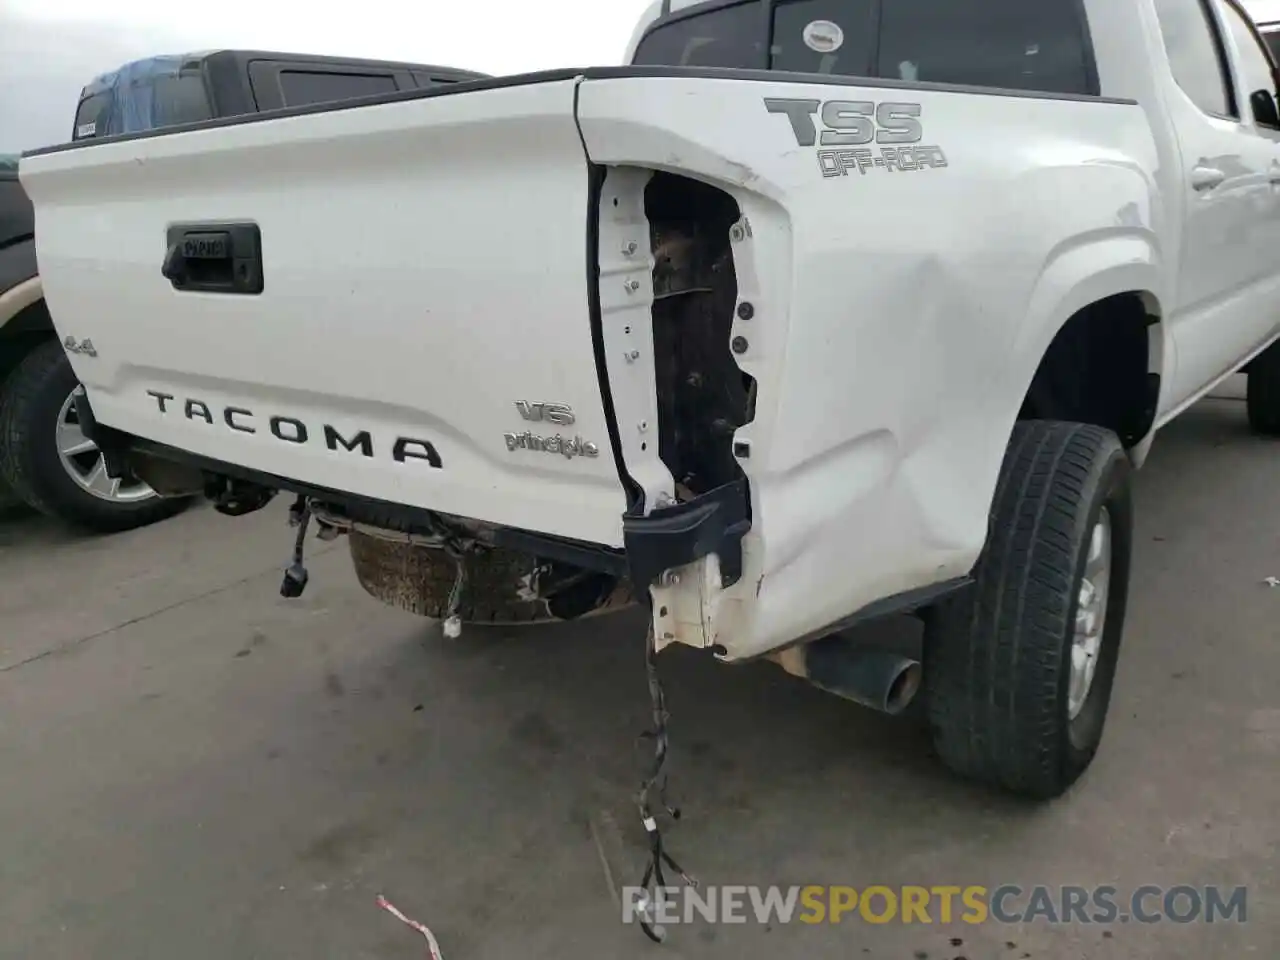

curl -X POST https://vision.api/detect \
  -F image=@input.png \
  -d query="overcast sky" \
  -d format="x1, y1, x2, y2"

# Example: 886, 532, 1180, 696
0, 0, 653, 153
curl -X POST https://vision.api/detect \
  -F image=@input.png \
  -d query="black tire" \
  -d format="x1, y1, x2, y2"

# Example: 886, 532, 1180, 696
1246, 340, 1280, 435
0, 339, 190, 533
0, 473, 27, 517
924, 421, 1133, 799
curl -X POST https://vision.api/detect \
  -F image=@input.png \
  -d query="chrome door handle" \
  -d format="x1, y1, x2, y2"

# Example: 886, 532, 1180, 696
1191, 166, 1226, 191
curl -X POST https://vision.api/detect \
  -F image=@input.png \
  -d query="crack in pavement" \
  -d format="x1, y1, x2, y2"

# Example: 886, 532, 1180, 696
0, 543, 343, 674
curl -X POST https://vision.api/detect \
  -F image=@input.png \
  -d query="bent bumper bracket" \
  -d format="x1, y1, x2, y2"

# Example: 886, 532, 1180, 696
622, 479, 750, 599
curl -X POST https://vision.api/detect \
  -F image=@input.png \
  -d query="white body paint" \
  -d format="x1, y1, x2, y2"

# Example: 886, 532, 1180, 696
21, 0, 1280, 659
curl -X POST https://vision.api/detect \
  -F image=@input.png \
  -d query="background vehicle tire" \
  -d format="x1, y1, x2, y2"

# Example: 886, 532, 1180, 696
924, 421, 1133, 799
0, 340, 190, 533
1246, 340, 1280, 435
0, 473, 25, 516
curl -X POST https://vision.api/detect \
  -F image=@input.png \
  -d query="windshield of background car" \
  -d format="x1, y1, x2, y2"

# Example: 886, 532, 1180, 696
73, 60, 212, 140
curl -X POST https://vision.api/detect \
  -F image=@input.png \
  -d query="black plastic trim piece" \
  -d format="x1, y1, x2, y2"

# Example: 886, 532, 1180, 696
1070, 0, 1104, 101
760, 0, 776, 72
582, 66, 1135, 106
770, 575, 974, 658
623, 478, 751, 597
71, 390, 137, 479
163, 221, 264, 295
25, 60, 1139, 160
866, 0, 885, 84
727, 575, 973, 664
831, 575, 973, 630
71, 389, 101, 438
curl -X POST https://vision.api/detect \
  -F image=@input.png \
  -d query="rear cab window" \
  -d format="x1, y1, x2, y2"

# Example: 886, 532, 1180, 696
633, 0, 1099, 97
248, 62, 414, 110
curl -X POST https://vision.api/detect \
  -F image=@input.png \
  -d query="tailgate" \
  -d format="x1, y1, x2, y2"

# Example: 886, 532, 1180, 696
21, 77, 630, 547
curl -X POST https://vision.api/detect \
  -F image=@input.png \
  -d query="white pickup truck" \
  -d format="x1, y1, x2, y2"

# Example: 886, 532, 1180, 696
19, 0, 1280, 800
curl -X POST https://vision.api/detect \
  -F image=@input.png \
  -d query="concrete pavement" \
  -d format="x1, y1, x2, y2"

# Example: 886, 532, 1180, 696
0, 397, 1276, 959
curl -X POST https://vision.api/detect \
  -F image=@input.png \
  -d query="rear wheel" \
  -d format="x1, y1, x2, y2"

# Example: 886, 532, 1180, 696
0, 339, 190, 532
924, 421, 1133, 799
1246, 340, 1280, 435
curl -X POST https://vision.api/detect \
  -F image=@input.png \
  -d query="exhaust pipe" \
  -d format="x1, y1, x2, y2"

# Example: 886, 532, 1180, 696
770, 636, 922, 716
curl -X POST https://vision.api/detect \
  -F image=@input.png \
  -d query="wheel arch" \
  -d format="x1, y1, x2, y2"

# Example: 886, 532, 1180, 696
0, 278, 54, 387
0, 276, 45, 330
0, 230, 44, 333
961, 248, 1165, 576
1010, 235, 1166, 462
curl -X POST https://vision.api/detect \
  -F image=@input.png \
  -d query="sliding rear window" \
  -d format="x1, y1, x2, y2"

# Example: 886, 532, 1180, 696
633, 0, 1098, 97
277, 70, 400, 107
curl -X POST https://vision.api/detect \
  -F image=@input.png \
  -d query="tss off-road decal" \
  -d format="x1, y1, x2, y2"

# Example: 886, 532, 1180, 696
764, 98, 949, 178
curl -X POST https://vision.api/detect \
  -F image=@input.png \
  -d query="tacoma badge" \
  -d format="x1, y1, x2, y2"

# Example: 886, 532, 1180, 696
144, 390, 443, 467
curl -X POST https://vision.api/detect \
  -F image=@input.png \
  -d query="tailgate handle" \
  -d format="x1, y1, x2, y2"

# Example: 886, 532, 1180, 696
162, 222, 263, 295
